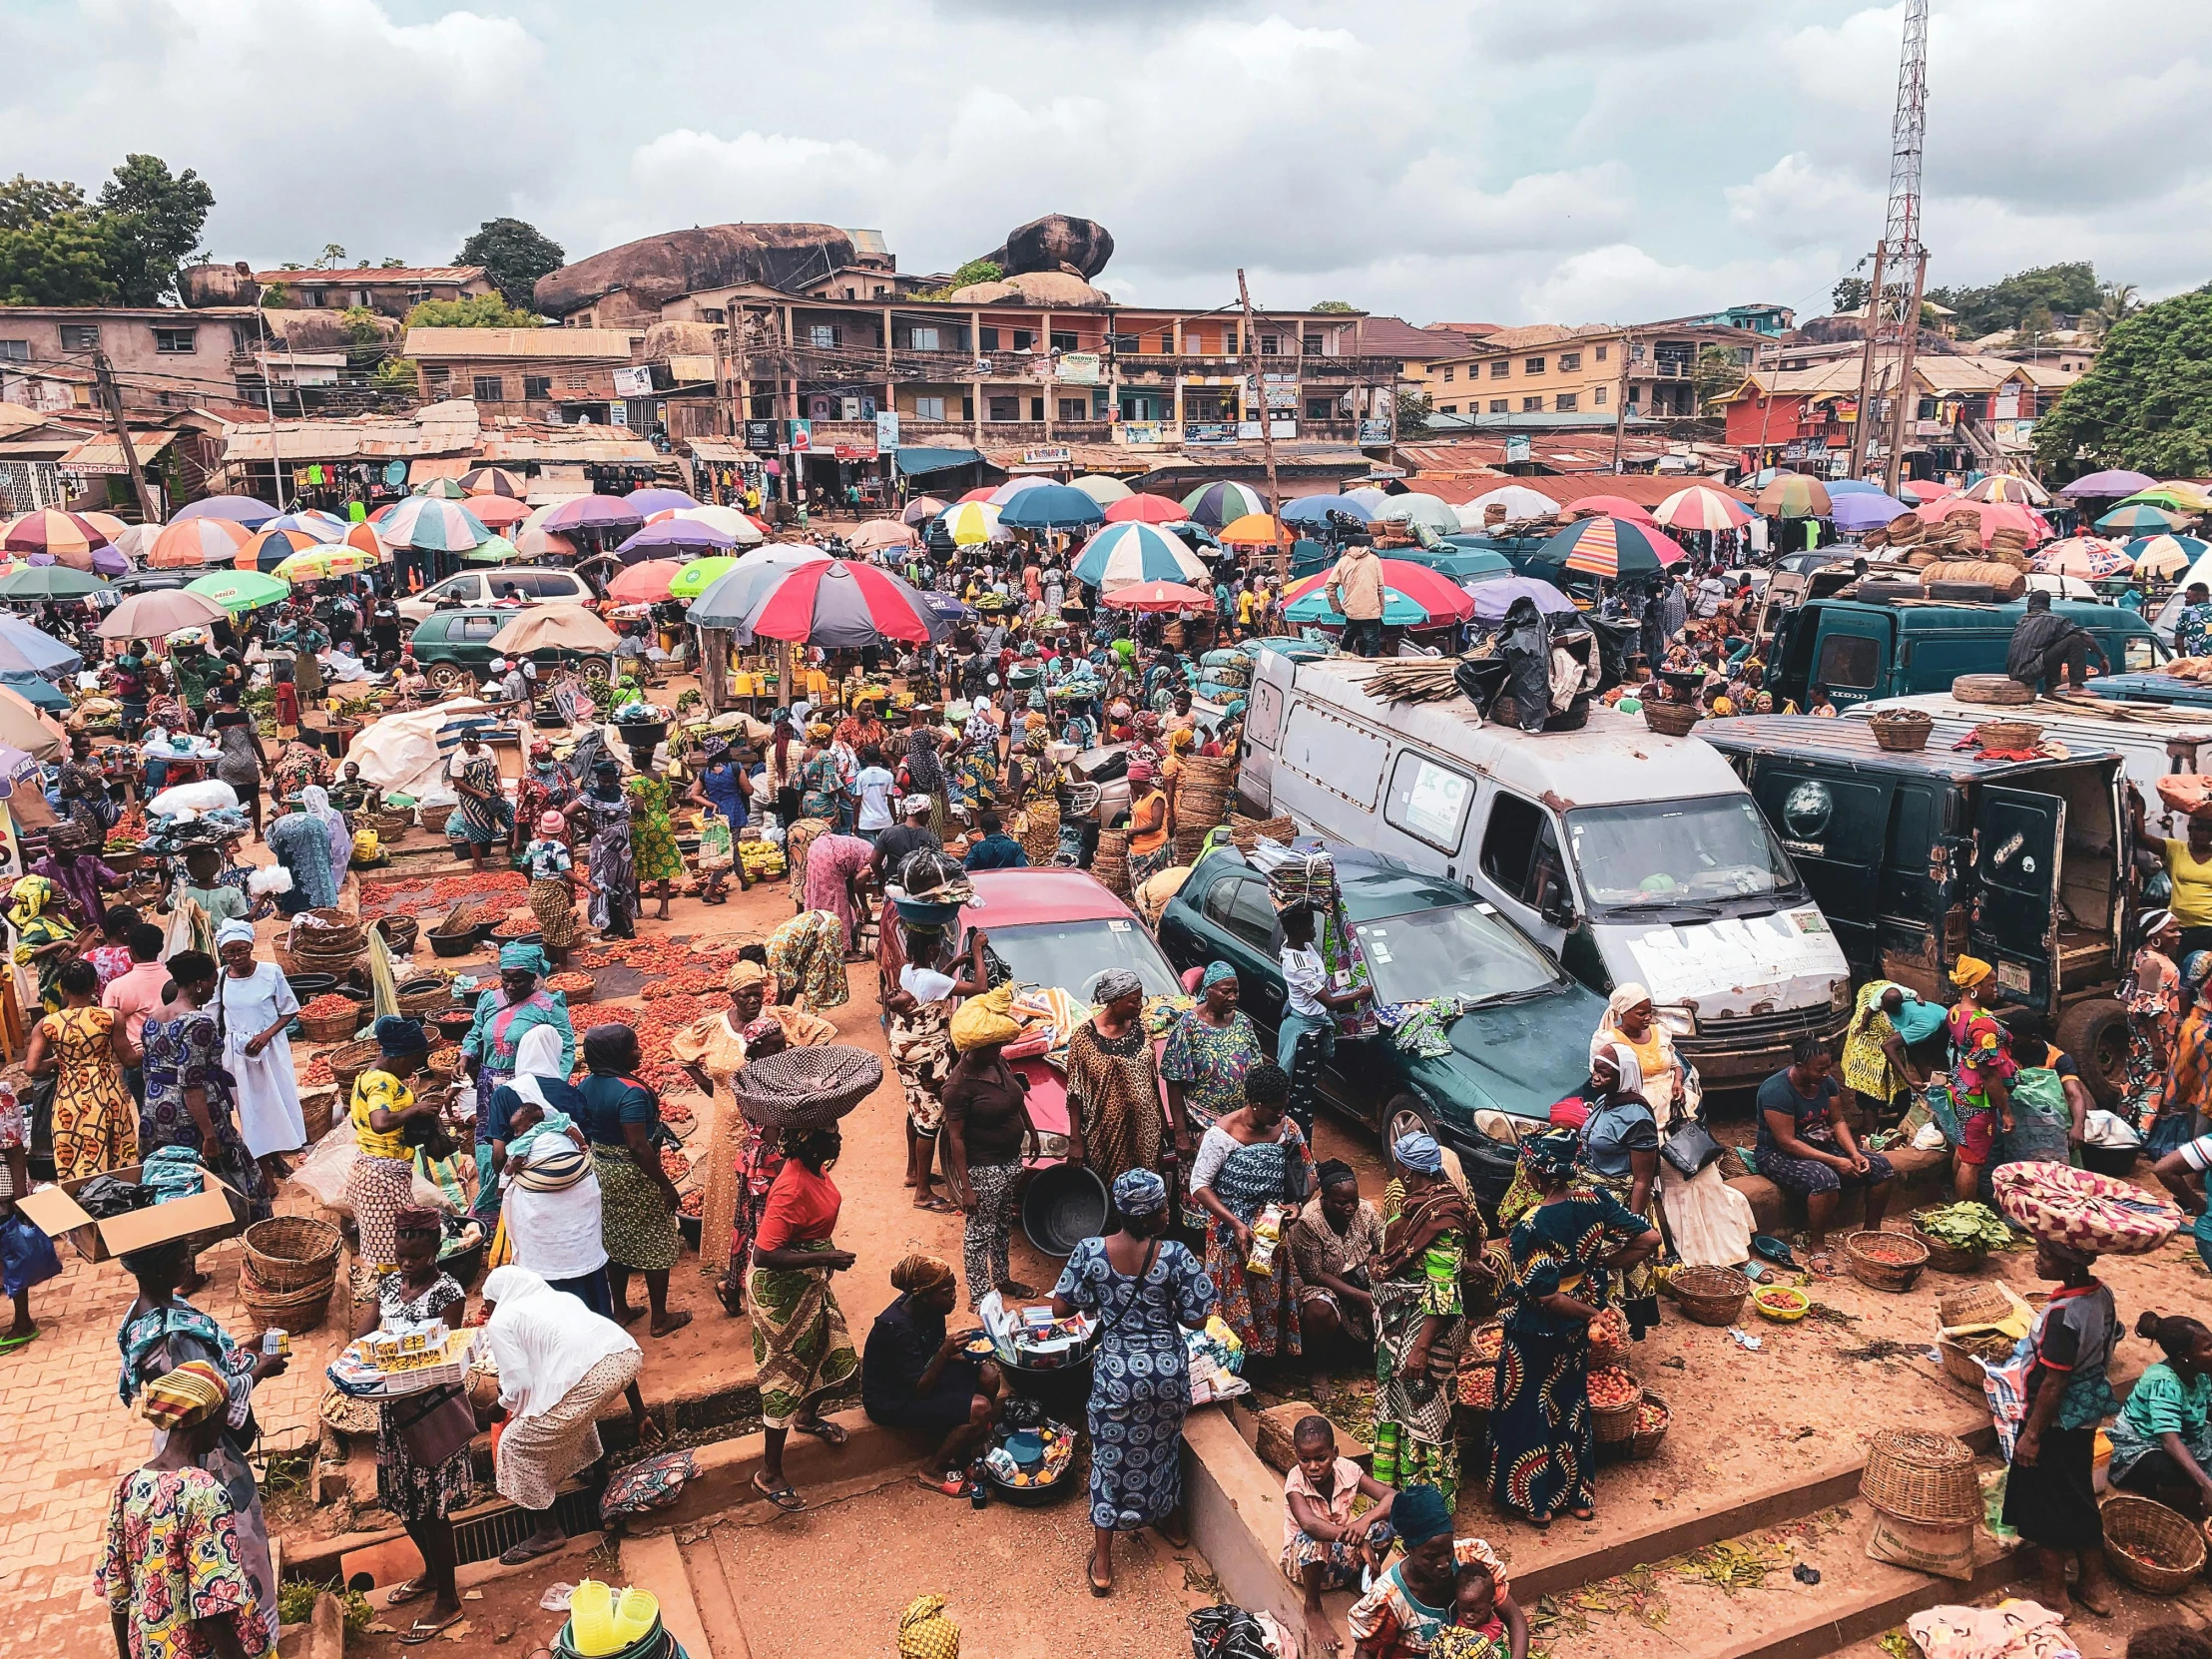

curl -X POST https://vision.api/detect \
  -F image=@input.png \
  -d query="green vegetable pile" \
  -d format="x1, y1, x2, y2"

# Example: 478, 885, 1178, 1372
275, 1581, 372, 1633
1915, 1202, 2013, 1252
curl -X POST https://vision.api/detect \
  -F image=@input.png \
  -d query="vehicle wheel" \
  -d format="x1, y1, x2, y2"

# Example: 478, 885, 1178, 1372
425, 662, 469, 692
2054, 997, 2128, 1110
1382, 1092, 1438, 1152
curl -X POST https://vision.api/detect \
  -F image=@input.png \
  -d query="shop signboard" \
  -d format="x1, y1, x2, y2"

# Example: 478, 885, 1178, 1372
745, 419, 778, 452
1503, 434, 1530, 463
1186, 422, 1238, 444
1117, 422, 1177, 447
611, 365, 653, 398
1056, 352, 1101, 386
1021, 446, 1071, 465
1359, 419, 1394, 446
832, 442, 876, 460
875, 410, 899, 451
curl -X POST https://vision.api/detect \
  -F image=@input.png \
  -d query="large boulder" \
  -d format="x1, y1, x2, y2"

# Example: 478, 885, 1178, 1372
983, 215, 1114, 280
179, 261, 260, 309
535, 224, 857, 317
945, 271, 1111, 307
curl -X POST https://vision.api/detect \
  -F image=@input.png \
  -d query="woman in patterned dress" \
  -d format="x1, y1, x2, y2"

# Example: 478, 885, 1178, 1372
521, 811, 584, 962
1051, 1168, 1218, 1595
625, 770, 685, 922
749, 1125, 860, 1512
569, 763, 638, 940
576, 1023, 691, 1339
450, 733, 510, 875
8, 874, 79, 1013
766, 909, 850, 1013
2122, 910, 2184, 1127
1484, 1130, 1660, 1527
1370, 1133, 1472, 1506
139, 950, 269, 1244
28, 957, 138, 1180
885, 919, 988, 1214
1160, 961, 1265, 1221
1064, 970, 1168, 1196
803, 831, 876, 957
784, 817, 830, 914
1189, 1060, 1311, 1359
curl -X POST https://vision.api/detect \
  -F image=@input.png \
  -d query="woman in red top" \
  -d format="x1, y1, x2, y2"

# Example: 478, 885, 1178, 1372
748, 1124, 858, 1510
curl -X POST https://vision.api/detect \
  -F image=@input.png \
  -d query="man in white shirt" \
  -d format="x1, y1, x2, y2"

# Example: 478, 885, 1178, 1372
852, 745, 897, 838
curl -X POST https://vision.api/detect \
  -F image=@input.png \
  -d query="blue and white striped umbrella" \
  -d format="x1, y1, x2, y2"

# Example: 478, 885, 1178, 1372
1071, 522, 1207, 594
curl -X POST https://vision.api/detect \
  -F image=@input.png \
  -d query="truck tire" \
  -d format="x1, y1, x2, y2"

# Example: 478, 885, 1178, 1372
1951, 674, 2034, 707
2054, 997, 2128, 1110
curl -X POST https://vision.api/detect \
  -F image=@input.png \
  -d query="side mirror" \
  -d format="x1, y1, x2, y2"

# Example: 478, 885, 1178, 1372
1541, 894, 1579, 931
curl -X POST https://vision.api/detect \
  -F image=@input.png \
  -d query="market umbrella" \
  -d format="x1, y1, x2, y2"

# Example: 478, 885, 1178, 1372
1373, 493, 1460, 533
997, 484, 1106, 531
172, 494, 278, 526
110, 523, 160, 564
627, 487, 701, 515
1282, 559, 1473, 624
615, 519, 739, 562
1181, 481, 1268, 529
0, 615, 79, 680
2114, 487, 2210, 515
848, 518, 916, 553
1457, 486, 1557, 527
0, 684, 64, 759
687, 547, 831, 631
1531, 515, 1688, 577
2125, 534, 2208, 579
1465, 576, 1577, 623
463, 535, 520, 566
185, 569, 291, 613
1825, 479, 1888, 496
1897, 480, 1954, 505
512, 525, 578, 561
543, 495, 645, 533
669, 556, 741, 600
1962, 473, 2050, 506
259, 510, 349, 543
2030, 538, 2133, 578
1071, 475, 1133, 506
1218, 512, 1291, 546
917, 590, 974, 627
0, 565, 105, 600
412, 478, 468, 499
3, 509, 111, 568
1284, 584, 1432, 629
901, 496, 948, 526
490, 604, 619, 657
0, 742, 42, 796
1563, 494, 1657, 525
647, 504, 765, 546
606, 560, 687, 604
986, 476, 1052, 508
459, 466, 526, 497
742, 557, 945, 646
380, 496, 491, 552
2063, 469, 2158, 498
463, 495, 530, 529
236, 526, 329, 572
74, 511, 130, 543
2097, 502, 2184, 534
1830, 491, 1913, 533
147, 517, 252, 570
272, 545, 381, 583
941, 501, 1003, 546
956, 486, 999, 504
1283, 495, 1375, 528
95, 587, 226, 639
1101, 580, 1211, 613
1103, 493, 1189, 525
1654, 486, 1753, 532
343, 521, 389, 560
1072, 521, 1207, 592
1754, 473, 1832, 518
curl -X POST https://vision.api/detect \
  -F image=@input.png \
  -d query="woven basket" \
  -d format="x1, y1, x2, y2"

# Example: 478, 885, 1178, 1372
1590, 1369, 1644, 1444
1644, 702, 1700, 737
375, 915, 418, 954
241, 1216, 343, 1294
733, 1043, 884, 1130
1971, 718, 2044, 752
395, 976, 453, 1019
1017, 801, 1060, 865
1861, 1430, 1981, 1524
1670, 1265, 1750, 1327
420, 804, 454, 833
1229, 816, 1296, 853
372, 811, 413, 837
240, 1268, 335, 1336
2102, 1495, 2206, 1594
1911, 1211, 1989, 1276
1950, 673, 2036, 707
1868, 709, 1934, 753
1093, 829, 1129, 897
299, 1088, 336, 1144
327, 1037, 384, 1096
1627, 1389, 1671, 1460
319, 1383, 380, 1437
1937, 1283, 2015, 1329
546, 972, 596, 1007
1847, 1229, 1930, 1293
1936, 1339, 1990, 1388
296, 908, 364, 951
1174, 825, 1213, 866
297, 1004, 362, 1045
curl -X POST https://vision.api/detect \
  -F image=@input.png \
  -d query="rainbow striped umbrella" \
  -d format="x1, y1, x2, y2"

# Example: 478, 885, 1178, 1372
380, 496, 491, 552
2124, 535, 2208, 580
1753, 473, 1832, 519
1532, 515, 1688, 577
273, 545, 380, 582
1181, 481, 1268, 529
1654, 485, 1753, 532
2096, 502, 2184, 534
941, 501, 1003, 546
3, 509, 111, 562
238, 527, 331, 572
147, 517, 251, 570
412, 478, 469, 499
1962, 473, 2050, 506
259, 510, 348, 543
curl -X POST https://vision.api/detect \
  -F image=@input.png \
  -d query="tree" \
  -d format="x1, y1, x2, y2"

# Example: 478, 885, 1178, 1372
1394, 389, 1432, 437
0, 212, 117, 306
403, 293, 540, 328
1693, 344, 1741, 414
1831, 275, 1871, 314
1927, 263, 2103, 338
455, 217, 565, 310
96, 154, 214, 304
2034, 286, 2212, 478
371, 356, 418, 391
2090, 282, 2140, 336
1310, 298, 1356, 312
313, 244, 346, 270
0, 175, 87, 231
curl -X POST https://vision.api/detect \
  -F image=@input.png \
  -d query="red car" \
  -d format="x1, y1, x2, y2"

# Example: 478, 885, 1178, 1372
954, 867, 1185, 1162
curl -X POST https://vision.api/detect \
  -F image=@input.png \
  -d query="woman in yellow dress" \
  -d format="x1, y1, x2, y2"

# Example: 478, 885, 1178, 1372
27, 957, 139, 1179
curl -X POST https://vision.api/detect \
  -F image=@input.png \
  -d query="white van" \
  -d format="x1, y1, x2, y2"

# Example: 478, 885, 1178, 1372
397, 565, 597, 625
1238, 649, 1851, 1085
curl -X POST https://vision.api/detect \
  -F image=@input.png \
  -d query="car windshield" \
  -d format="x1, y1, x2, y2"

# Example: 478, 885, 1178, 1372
980, 919, 1184, 1004
1352, 901, 1561, 1007
1565, 796, 1804, 914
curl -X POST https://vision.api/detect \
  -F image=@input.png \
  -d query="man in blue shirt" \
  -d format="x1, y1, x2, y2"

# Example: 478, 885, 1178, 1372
961, 809, 1028, 870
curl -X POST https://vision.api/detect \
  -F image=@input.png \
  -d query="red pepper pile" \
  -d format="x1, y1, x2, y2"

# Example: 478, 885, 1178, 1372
361, 870, 528, 920
300, 993, 359, 1020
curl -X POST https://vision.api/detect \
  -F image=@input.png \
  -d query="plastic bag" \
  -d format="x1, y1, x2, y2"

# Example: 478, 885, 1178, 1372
1188, 1605, 1276, 1659
247, 864, 293, 896
74, 1174, 147, 1218
149, 779, 241, 818
290, 1121, 457, 1216
0, 1212, 62, 1298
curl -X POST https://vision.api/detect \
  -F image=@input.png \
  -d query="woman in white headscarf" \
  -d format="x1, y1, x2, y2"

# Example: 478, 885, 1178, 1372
479, 1265, 656, 1565
265, 785, 348, 912
489, 1026, 610, 1318
1588, 983, 1754, 1270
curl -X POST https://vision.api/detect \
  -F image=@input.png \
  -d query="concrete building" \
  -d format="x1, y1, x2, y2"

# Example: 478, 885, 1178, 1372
253, 265, 496, 319
401, 327, 646, 424
1424, 319, 1766, 423
0, 305, 267, 419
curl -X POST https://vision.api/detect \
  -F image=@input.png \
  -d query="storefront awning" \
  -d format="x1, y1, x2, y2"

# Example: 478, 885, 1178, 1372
410, 457, 469, 482
58, 431, 177, 473
686, 441, 749, 462
893, 446, 983, 477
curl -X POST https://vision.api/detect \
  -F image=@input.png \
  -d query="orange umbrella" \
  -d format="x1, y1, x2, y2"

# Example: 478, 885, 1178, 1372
148, 517, 251, 569
343, 521, 388, 560
1218, 512, 1291, 545
605, 559, 687, 603
238, 526, 328, 572
464, 495, 530, 528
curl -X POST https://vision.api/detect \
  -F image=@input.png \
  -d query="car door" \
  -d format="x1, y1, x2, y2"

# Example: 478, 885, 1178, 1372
1193, 868, 1287, 1031
1971, 784, 2062, 1012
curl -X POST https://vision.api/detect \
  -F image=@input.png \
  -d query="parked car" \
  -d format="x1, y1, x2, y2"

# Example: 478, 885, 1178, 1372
396, 563, 598, 625
407, 607, 613, 692
1157, 844, 1607, 1206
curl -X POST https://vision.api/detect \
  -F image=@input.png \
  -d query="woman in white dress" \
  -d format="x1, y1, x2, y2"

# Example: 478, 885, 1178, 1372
215, 918, 306, 1183
490, 1026, 611, 1319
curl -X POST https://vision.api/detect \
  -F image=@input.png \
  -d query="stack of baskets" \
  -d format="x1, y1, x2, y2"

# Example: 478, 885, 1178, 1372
1177, 756, 1236, 838
1228, 815, 1296, 853
240, 1216, 341, 1336
394, 972, 453, 1020
1868, 708, 1934, 753
1860, 1429, 1983, 1579
1093, 829, 1130, 897
375, 915, 419, 954
286, 910, 364, 978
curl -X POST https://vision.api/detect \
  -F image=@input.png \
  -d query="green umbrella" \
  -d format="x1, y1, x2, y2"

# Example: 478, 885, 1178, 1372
669, 556, 739, 600
0, 565, 106, 599
186, 569, 290, 612
464, 534, 519, 565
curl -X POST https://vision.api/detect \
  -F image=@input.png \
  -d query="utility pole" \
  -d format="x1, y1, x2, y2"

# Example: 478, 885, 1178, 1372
92, 352, 158, 523
1849, 0, 1930, 489
1235, 269, 1284, 579
255, 309, 291, 511
1884, 251, 1930, 498
1609, 329, 1634, 473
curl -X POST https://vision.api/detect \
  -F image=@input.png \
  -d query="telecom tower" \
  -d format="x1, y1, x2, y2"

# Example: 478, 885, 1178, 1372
1847, 0, 1930, 495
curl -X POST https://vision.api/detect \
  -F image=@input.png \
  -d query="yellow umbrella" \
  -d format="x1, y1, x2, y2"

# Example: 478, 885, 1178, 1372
1218, 512, 1291, 545
272, 545, 380, 582
941, 501, 1001, 546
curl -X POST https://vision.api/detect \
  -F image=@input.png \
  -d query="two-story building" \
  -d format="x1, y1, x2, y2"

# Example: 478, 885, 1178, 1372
0, 305, 271, 420
401, 327, 646, 425
254, 265, 496, 320
1424, 318, 1766, 424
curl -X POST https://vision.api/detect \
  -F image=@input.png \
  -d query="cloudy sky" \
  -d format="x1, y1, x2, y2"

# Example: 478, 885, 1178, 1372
4, 0, 2204, 324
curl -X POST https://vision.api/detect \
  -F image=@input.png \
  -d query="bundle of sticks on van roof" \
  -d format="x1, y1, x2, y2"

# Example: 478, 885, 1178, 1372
1346, 659, 1466, 704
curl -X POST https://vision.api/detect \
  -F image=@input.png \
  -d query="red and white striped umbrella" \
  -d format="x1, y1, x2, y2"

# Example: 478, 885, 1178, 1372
744, 558, 946, 647
1653, 485, 1753, 532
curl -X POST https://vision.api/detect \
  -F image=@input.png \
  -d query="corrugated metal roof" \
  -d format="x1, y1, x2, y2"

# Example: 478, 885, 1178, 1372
58, 431, 179, 470
686, 441, 749, 462
222, 402, 480, 462
402, 327, 639, 360
479, 434, 658, 464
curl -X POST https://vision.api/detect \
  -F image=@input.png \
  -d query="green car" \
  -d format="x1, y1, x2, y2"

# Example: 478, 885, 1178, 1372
407, 608, 615, 693
1156, 844, 1608, 1206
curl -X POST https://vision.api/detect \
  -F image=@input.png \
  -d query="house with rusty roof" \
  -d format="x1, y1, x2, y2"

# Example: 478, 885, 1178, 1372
253, 265, 496, 320
1714, 352, 2078, 474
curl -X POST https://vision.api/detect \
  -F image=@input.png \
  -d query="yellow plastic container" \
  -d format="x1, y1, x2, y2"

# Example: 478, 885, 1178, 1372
568, 1580, 617, 1657
610, 1588, 660, 1647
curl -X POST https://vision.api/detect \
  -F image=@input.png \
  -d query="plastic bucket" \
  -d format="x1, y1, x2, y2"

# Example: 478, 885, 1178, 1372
1020, 1164, 1108, 1259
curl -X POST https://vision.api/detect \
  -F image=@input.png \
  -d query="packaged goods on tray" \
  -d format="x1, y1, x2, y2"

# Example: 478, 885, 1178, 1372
325, 1323, 477, 1398
1189, 1316, 1250, 1404
978, 1290, 1098, 1369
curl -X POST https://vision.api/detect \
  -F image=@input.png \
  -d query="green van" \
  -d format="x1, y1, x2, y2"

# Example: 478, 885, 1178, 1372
406, 608, 615, 692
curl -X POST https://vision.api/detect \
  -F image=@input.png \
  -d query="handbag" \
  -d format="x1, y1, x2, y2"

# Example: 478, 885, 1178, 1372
1659, 1117, 1726, 1179
391, 1383, 478, 1468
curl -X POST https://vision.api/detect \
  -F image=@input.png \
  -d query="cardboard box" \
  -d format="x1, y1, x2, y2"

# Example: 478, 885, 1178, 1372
17, 1163, 250, 1264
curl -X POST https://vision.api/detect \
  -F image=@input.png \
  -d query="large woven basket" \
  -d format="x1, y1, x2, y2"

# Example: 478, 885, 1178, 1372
1670, 1265, 1750, 1327
1861, 1429, 1980, 1524
1627, 1389, 1671, 1460
295, 908, 364, 951
241, 1216, 343, 1295
1229, 816, 1296, 853
375, 915, 419, 954
327, 1037, 384, 1096
1643, 701, 1700, 738
394, 974, 452, 1019
1971, 718, 2044, 752
1911, 1209, 1989, 1276
1092, 829, 1130, 897
420, 803, 454, 833
2102, 1495, 2205, 1594
1590, 1368, 1644, 1444
1868, 709, 1934, 753
1937, 1282, 2016, 1329
298, 1087, 336, 1144
297, 1003, 362, 1044
1846, 1229, 1930, 1293
241, 1269, 334, 1336
733, 1043, 884, 1130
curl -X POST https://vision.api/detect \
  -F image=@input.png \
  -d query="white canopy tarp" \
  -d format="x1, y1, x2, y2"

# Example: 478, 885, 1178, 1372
343, 697, 498, 803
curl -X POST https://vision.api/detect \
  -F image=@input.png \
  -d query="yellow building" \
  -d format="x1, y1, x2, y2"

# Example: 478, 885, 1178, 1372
1426, 319, 1764, 421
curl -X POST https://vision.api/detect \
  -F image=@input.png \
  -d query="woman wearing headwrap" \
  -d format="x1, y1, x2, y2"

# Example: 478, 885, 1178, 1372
625, 768, 687, 923
1344, 1484, 1515, 1659
355, 1207, 472, 1640
1065, 968, 1169, 1195
138, 949, 268, 1249
461, 943, 577, 1217
264, 786, 344, 912
448, 731, 510, 875
1839, 980, 1932, 1127
901, 706, 952, 836
480, 1265, 657, 1565
8, 874, 79, 1013
1946, 968, 2018, 1203
214, 918, 305, 1184
2158, 951, 2212, 1160
346, 1016, 438, 1289
99, 1358, 276, 1659
766, 907, 851, 1013
1485, 1130, 1660, 1526
749, 1125, 860, 1511
576, 1023, 689, 1338
521, 810, 584, 962
512, 742, 577, 856
1051, 1166, 1219, 1594
115, 1242, 285, 1634
1160, 961, 1267, 1157
27, 955, 137, 1181
942, 984, 1039, 1306
1369, 1133, 1473, 1505
2123, 911, 2185, 1132
862, 1253, 1004, 1493
2004, 1236, 2121, 1617
569, 762, 639, 940
945, 717, 1001, 827
489, 1024, 607, 1316
1190, 1060, 1313, 1359
1576, 1045, 1662, 1337
29, 825, 123, 936
1124, 762, 1173, 888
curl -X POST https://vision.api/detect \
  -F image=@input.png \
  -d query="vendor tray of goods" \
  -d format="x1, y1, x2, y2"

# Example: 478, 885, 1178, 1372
1188, 1314, 1249, 1405
978, 1292, 1097, 1370
326, 1321, 477, 1398
982, 1420, 1077, 1490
